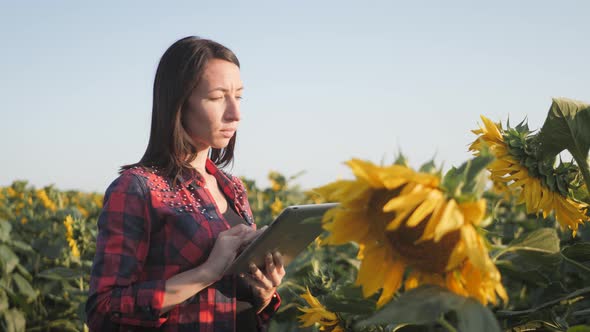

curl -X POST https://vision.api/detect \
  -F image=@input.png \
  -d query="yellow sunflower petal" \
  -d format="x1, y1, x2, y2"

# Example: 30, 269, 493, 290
380, 175, 410, 190
347, 159, 385, 188
404, 270, 420, 291
297, 288, 340, 328
480, 115, 503, 142
446, 271, 468, 297
417, 199, 448, 242
376, 259, 405, 308
323, 210, 370, 245
445, 240, 467, 271
386, 206, 415, 231
458, 199, 486, 226
314, 180, 371, 208
406, 190, 442, 227
460, 225, 487, 272
433, 200, 465, 241
383, 187, 430, 212
356, 243, 389, 297
301, 287, 323, 307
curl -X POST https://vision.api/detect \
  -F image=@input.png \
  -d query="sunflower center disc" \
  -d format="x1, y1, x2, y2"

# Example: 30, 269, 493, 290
369, 189, 461, 274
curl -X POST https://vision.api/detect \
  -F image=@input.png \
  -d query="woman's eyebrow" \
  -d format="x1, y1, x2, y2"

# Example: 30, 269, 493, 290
208, 86, 244, 93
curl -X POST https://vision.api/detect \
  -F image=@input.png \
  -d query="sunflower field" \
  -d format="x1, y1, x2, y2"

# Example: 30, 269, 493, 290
1, 98, 589, 331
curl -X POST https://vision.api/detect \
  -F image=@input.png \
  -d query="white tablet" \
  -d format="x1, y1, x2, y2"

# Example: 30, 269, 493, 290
224, 203, 338, 275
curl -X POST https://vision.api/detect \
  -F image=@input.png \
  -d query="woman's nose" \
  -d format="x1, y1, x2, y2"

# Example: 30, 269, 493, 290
225, 97, 241, 121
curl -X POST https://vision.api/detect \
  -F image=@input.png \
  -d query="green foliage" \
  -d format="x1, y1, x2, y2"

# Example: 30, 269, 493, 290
0, 182, 101, 331
487, 192, 590, 330
441, 151, 494, 202
356, 285, 500, 332
241, 170, 313, 226
537, 98, 590, 195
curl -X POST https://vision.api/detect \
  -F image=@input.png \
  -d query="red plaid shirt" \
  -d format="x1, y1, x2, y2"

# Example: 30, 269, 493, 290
86, 159, 280, 331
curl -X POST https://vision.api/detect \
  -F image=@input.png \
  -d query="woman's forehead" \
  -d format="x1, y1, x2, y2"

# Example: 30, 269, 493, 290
199, 59, 242, 89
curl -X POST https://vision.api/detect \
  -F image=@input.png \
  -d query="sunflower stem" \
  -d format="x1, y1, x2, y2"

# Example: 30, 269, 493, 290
496, 286, 590, 317
490, 244, 507, 251
437, 317, 458, 332
561, 253, 590, 274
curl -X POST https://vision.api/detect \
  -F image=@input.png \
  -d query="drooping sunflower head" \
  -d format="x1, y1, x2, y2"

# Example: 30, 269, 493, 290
470, 115, 589, 235
297, 287, 344, 332
313, 158, 507, 307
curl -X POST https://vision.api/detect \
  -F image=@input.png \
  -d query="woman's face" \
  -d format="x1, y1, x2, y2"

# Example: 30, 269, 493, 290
182, 58, 243, 151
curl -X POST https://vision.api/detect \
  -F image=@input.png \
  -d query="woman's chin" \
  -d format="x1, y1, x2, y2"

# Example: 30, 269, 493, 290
211, 140, 231, 149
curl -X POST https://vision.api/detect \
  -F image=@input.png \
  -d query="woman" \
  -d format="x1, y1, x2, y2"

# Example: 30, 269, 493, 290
85, 36, 284, 332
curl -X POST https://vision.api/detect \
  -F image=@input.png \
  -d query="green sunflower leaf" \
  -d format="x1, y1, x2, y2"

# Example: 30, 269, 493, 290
571, 183, 590, 204
537, 97, 590, 193
0, 220, 12, 243
494, 228, 562, 281
507, 228, 560, 254
419, 158, 438, 175
37, 267, 83, 281
2, 308, 26, 332
355, 285, 500, 332
322, 285, 376, 314
0, 244, 19, 274
562, 242, 590, 262
394, 152, 409, 167
12, 273, 37, 302
442, 150, 494, 201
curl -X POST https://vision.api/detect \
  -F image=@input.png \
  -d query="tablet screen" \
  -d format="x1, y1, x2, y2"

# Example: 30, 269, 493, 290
224, 203, 338, 275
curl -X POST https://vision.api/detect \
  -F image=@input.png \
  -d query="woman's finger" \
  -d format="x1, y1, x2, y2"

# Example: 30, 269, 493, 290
223, 224, 253, 236
265, 253, 274, 270
242, 226, 266, 244
249, 263, 273, 289
239, 271, 262, 288
264, 253, 281, 287
273, 251, 284, 274
240, 273, 274, 309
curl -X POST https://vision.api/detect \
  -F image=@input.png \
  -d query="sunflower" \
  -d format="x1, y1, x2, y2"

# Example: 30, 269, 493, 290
298, 287, 344, 332
36, 189, 57, 212
270, 197, 284, 217
314, 159, 507, 308
64, 215, 80, 258
470, 115, 589, 235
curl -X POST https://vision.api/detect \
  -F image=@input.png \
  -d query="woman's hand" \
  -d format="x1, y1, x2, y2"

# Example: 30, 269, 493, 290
202, 225, 264, 280
241, 251, 285, 313
162, 225, 267, 314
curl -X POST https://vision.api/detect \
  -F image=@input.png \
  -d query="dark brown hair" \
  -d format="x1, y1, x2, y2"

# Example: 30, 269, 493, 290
120, 36, 240, 185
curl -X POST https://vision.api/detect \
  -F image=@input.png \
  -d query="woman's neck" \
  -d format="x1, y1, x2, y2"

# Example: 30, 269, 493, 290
189, 147, 210, 175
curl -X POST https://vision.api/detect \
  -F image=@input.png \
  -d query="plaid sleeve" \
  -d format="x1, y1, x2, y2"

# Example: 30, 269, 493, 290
256, 292, 282, 330
85, 172, 168, 330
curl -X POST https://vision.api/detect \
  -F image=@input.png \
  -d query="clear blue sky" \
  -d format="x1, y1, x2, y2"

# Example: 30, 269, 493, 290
1, 1, 589, 193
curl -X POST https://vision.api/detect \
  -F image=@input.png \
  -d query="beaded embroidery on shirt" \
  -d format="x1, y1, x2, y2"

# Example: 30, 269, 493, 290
129, 165, 253, 225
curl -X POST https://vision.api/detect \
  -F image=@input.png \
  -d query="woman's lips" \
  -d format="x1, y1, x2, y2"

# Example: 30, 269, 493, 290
220, 129, 235, 138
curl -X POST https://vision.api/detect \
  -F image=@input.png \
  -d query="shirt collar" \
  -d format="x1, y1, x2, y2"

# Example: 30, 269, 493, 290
180, 159, 236, 199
